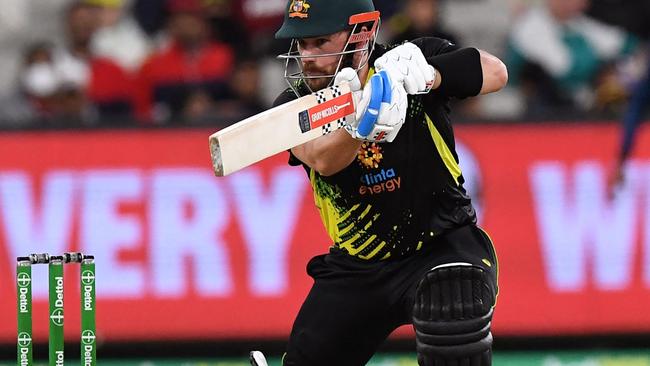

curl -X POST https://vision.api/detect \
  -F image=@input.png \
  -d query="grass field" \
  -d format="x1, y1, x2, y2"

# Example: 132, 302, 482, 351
4, 350, 650, 366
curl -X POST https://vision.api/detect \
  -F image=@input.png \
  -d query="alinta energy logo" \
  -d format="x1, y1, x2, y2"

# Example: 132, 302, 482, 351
357, 142, 402, 195
17, 272, 31, 288
17, 332, 31, 348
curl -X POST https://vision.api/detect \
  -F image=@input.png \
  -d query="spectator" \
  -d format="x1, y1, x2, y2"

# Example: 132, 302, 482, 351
386, 0, 459, 46
204, 0, 251, 59
210, 59, 266, 126
133, 0, 234, 124
133, 0, 167, 37
607, 49, 650, 197
373, 0, 400, 21
17, 42, 99, 127
11, 2, 135, 127
50, 1, 135, 125
594, 1, 650, 197
132, 0, 286, 57
235, 0, 288, 56
0, 0, 74, 101
506, 0, 638, 119
181, 58, 267, 126
588, 0, 650, 40
87, 0, 152, 72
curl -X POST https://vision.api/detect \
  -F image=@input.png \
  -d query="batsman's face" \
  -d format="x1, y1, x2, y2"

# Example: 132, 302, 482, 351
297, 30, 351, 91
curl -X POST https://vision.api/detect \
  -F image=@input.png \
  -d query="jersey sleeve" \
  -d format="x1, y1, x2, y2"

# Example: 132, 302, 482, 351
410, 37, 459, 58
411, 37, 483, 99
273, 88, 299, 107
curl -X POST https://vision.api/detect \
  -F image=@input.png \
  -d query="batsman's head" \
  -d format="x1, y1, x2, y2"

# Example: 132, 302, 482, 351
275, 0, 380, 94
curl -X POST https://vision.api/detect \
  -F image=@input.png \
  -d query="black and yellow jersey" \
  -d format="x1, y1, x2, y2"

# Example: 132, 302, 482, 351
273, 37, 482, 261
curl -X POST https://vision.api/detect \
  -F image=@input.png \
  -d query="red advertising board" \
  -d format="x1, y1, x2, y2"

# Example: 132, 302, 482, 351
1, 123, 650, 343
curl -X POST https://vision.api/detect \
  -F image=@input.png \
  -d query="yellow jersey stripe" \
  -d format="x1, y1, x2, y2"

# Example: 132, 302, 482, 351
425, 113, 461, 185
309, 169, 340, 242
340, 233, 362, 249
358, 241, 386, 260
358, 204, 372, 220
338, 203, 360, 222
348, 234, 377, 255
339, 222, 355, 236
367, 68, 375, 81
478, 226, 500, 306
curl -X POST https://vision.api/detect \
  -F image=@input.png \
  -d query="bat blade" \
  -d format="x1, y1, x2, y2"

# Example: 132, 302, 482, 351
209, 83, 355, 176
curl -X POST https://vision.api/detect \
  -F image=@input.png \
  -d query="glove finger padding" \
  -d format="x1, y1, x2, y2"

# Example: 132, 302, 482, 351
403, 62, 426, 94
374, 71, 408, 142
375, 55, 407, 87
334, 67, 364, 119
414, 52, 436, 94
374, 42, 436, 95
333, 68, 367, 136
415, 53, 435, 81
334, 67, 361, 92
354, 78, 374, 122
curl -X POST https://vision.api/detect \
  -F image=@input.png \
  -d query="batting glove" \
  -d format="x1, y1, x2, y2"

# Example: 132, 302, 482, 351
333, 67, 363, 108
374, 42, 436, 95
344, 70, 408, 143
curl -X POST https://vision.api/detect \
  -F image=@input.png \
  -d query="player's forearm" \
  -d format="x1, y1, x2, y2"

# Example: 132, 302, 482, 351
291, 129, 362, 176
478, 50, 508, 95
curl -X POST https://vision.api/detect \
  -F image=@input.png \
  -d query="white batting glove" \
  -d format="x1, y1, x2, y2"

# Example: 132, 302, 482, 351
374, 42, 437, 95
365, 71, 407, 142
333, 67, 364, 122
333, 67, 362, 94
346, 70, 408, 143
334, 67, 367, 133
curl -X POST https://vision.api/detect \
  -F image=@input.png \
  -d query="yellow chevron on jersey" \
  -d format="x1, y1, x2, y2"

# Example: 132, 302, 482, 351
309, 168, 343, 242
425, 113, 462, 185
309, 169, 389, 260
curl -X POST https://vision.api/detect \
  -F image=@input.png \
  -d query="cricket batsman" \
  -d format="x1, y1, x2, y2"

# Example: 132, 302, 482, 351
252, 0, 508, 365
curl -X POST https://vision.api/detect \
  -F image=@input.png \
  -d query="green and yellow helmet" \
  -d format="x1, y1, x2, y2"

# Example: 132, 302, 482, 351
275, 0, 381, 94
275, 0, 376, 39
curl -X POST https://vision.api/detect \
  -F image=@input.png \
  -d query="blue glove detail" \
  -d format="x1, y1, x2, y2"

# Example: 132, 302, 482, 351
378, 70, 392, 104
356, 73, 383, 138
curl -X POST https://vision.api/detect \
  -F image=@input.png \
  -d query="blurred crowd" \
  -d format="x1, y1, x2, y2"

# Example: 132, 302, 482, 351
0, 0, 648, 129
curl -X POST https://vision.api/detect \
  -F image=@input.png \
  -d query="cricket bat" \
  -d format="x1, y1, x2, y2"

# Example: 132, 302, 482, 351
209, 83, 356, 176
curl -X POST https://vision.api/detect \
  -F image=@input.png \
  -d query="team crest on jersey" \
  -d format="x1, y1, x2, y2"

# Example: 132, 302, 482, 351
357, 142, 383, 169
289, 0, 310, 18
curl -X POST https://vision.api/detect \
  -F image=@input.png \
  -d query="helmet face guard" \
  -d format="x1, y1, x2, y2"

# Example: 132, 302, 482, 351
277, 11, 381, 96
